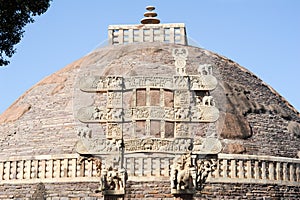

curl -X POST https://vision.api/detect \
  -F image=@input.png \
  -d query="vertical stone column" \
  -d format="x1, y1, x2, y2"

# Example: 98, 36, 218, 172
283, 163, 288, 181
230, 160, 236, 178
238, 160, 244, 179
276, 162, 281, 180
268, 162, 275, 180
246, 160, 252, 179
289, 163, 295, 182
261, 161, 266, 180
254, 161, 259, 179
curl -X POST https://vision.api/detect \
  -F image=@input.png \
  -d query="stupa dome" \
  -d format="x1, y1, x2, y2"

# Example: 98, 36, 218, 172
0, 6, 299, 200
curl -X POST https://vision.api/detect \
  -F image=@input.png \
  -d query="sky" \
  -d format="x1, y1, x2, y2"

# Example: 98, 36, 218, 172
0, 0, 299, 114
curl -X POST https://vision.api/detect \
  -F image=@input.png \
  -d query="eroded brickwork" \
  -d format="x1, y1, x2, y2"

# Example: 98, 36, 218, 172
0, 182, 299, 199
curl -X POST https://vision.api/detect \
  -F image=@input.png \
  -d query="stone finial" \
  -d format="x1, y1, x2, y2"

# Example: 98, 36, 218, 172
141, 6, 160, 24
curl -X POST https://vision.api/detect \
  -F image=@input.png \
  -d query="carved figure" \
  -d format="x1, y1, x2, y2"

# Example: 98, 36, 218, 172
196, 159, 217, 189
198, 64, 213, 75
108, 77, 122, 88
77, 126, 92, 138
105, 139, 122, 152
171, 154, 195, 191
92, 107, 105, 120
99, 166, 127, 193
107, 108, 122, 120
191, 107, 204, 120
165, 108, 175, 120
202, 96, 215, 106
175, 108, 189, 120
174, 76, 188, 88
96, 78, 105, 89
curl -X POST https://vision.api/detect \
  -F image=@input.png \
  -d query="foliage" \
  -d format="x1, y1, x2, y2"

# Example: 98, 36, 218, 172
0, 0, 51, 66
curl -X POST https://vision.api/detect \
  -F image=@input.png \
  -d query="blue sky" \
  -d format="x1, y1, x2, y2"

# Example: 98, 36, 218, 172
0, 0, 299, 113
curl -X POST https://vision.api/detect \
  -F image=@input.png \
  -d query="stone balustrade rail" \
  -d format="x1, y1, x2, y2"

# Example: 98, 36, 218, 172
0, 153, 299, 186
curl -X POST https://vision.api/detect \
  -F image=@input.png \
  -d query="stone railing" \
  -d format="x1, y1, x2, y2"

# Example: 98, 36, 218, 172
0, 154, 99, 184
0, 153, 299, 186
108, 23, 187, 45
210, 154, 300, 186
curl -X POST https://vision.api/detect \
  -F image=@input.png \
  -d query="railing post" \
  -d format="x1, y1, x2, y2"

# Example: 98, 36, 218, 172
261, 161, 266, 180
269, 162, 274, 180
246, 160, 252, 179
276, 162, 281, 181
254, 160, 259, 179
0, 162, 3, 180
289, 163, 295, 182
296, 164, 300, 182
230, 159, 236, 178
238, 160, 244, 179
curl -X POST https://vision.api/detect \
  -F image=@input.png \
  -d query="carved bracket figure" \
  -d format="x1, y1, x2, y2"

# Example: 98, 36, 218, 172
171, 154, 196, 194
195, 158, 217, 190
98, 166, 127, 195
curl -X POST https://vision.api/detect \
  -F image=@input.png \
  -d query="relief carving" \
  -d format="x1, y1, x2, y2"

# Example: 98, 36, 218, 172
198, 64, 213, 75
174, 90, 190, 107
77, 126, 92, 139
202, 96, 215, 106
107, 92, 122, 108
107, 123, 122, 139
174, 108, 190, 121
124, 76, 173, 89
175, 123, 189, 137
93, 107, 107, 120
171, 154, 196, 194
170, 138, 193, 152
172, 48, 188, 75
124, 138, 193, 152
165, 108, 175, 120
174, 76, 189, 89
107, 108, 123, 121
98, 166, 127, 195
195, 158, 217, 190
190, 75, 218, 91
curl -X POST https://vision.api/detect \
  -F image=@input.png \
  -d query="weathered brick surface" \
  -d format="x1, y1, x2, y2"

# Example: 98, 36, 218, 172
0, 43, 299, 198
0, 182, 299, 199
0, 43, 298, 159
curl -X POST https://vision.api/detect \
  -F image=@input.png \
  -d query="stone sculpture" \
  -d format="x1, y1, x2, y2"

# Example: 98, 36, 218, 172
98, 166, 127, 195
171, 154, 196, 194
195, 158, 217, 190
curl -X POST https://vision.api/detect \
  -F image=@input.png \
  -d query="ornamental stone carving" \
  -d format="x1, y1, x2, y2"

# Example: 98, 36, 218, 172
80, 75, 217, 91
124, 138, 193, 152
172, 48, 188, 75
195, 158, 217, 190
171, 154, 196, 194
98, 166, 127, 195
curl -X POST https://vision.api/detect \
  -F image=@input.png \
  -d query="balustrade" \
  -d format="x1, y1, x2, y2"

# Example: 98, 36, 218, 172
0, 153, 299, 186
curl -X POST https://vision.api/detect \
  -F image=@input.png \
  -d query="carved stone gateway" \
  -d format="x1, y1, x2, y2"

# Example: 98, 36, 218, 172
75, 47, 222, 196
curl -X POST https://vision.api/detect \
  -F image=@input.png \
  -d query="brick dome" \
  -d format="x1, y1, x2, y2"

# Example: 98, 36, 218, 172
1, 43, 299, 159
0, 41, 299, 199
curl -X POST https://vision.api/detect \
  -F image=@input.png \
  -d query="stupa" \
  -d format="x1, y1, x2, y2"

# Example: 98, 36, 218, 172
0, 6, 299, 200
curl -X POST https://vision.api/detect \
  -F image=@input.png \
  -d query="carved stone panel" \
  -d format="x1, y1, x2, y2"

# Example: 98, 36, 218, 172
190, 75, 218, 91
77, 107, 123, 123
107, 123, 122, 139
124, 76, 173, 90
107, 92, 122, 108
174, 90, 190, 107
80, 76, 123, 92
173, 76, 189, 89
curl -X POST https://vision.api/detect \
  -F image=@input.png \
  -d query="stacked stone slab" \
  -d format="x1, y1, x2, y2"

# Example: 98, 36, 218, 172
0, 6, 299, 200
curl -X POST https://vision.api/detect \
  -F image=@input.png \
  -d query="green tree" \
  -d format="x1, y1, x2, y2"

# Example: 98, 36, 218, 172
0, 0, 51, 66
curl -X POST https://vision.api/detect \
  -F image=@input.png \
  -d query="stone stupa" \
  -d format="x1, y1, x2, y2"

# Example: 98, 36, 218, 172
0, 6, 299, 200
